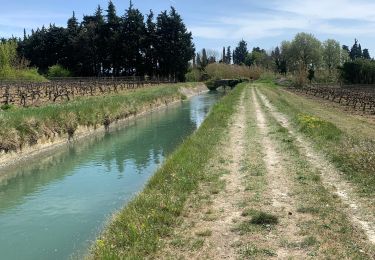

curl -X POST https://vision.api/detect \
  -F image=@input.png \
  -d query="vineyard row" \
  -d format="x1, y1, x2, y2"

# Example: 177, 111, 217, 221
0, 77, 174, 107
288, 85, 375, 113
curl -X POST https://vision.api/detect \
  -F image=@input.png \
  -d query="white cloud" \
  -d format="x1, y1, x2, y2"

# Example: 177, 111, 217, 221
275, 0, 375, 21
190, 0, 375, 42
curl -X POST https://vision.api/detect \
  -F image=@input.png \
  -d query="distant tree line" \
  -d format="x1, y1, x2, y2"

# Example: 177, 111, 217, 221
3, 1, 194, 80
222, 34, 374, 84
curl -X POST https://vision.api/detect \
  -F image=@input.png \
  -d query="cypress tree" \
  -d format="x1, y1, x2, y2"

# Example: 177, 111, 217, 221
201, 48, 208, 69
226, 46, 231, 64
363, 49, 371, 60
196, 53, 201, 68
155, 7, 194, 81
233, 40, 248, 65
350, 39, 362, 60
145, 10, 157, 78
121, 2, 146, 75
104, 1, 120, 75
222, 47, 226, 63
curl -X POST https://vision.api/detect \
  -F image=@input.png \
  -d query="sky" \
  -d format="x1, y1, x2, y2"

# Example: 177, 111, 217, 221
1, 0, 375, 56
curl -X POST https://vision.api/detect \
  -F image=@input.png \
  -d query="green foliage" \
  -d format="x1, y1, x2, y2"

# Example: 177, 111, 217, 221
340, 59, 375, 84
250, 211, 279, 225
226, 46, 232, 64
0, 41, 18, 70
245, 47, 272, 69
233, 40, 248, 65
200, 48, 208, 69
155, 7, 195, 81
185, 63, 264, 83
298, 114, 342, 141
18, 3, 194, 79
363, 49, 371, 60
323, 39, 341, 73
185, 68, 202, 82
0, 104, 14, 110
349, 39, 363, 60
204, 63, 263, 80
0, 41, 46, 81
290, 33, 322, 70
47, 65, 71, 78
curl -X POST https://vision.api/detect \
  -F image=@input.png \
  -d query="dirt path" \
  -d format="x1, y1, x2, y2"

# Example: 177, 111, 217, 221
252, 88, 307, 258
256, 87, 375, 245
156, 93, 248, 259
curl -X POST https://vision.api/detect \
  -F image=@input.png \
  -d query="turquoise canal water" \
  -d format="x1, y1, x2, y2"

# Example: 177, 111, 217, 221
0, 92, 221, 260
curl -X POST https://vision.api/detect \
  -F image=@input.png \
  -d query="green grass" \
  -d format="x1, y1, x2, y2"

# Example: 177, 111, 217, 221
255, 86, 374, 258
90, 84, 244, 259
238, 244, 277, 258
0, 83, 199, 153
250, 211, 279, 225
259, 85, 375, 196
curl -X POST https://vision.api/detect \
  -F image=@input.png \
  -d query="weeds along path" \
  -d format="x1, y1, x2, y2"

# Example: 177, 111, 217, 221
255, 86, 375, 246
251, 87, 307, 258
156, 92, 248, 259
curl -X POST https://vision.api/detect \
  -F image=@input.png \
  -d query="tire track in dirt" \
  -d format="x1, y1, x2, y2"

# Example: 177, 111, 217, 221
156, 92, 248, 259
256, 87, 375, 245
251, 88, 307, 258
197, 93, 247, 259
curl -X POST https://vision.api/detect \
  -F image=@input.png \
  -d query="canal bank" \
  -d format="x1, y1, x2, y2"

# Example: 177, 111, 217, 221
0, 83, 206, 172
0, 89, 223, 259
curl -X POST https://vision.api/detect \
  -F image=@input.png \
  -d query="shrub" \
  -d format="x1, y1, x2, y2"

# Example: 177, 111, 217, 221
0, 41, 46, 82
1, 104, 14, 110
47, 64, 71, 78
205, 63, 263, 80
250, 211, 278, 225
297, 114, 342, 141
340, 59, 375, 84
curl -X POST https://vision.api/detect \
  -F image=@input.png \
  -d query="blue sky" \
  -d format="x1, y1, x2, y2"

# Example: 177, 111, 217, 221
1, 0, 375, 56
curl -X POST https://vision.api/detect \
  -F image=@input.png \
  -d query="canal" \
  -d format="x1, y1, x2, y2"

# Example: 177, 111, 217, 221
0, 91, 221, 260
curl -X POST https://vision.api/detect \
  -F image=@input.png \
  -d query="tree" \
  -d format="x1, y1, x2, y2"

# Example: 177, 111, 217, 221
244, 47, 270, 67
201, 48, 208, 69
75, 6, 106, 76
144, 10, 157, 77
196, 53, 201, 69
225, 46, 231, 64
279, 41, 291, 74
206, 49, 219, 64
363, 48, 371, 60
233, 40, 248, 65
222, 47, 226, 63
322, 39, 341, 74
155, 7, 195, 81
350, 39, 363, 60
342, 45, 350, 54
17, 2, 194, 79
289, 33, 322, 71
271, 46, 281, 73
120, 3, 146, 75
103, 0, 120, 75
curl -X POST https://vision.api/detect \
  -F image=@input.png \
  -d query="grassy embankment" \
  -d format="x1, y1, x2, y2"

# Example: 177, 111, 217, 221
151, 84, 373, 258
254, 86, 373, 258
0, 83, 199, 153
258, 81, 375, 197
90, 83, 244, 258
